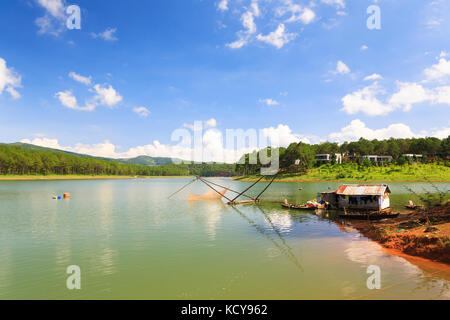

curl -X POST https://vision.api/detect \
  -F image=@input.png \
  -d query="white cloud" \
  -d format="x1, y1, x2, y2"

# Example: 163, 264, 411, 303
276, 1, 316, 24
20, 137, 120, 158
329, 119, 450, 143
55, 90, 78, 109
261, 124, 311, 146
35, 0, 67, 35
184, 118, 218, 131
286, 7, 316, 24
424, 58, 450, 81
431, 127, 450, 139
433, 85, 450, 104
439, 51, 448, 58
330, 119, 417, 143
6, 87, 21, 100
37, 0, 65, 18
91, 28, 118, 42
0, 58, 22, 99
55, 90, 95, 111
242, 10, 257, 34
259, 98, 279, 106
227, 38, 248, 49
226, 2, 259, 49
343, 81, 450, 116
321, 0, 345, 9
341, 83, 394, 116
69, 72, 92, 86
341, 57, 450, 116
361, 45, 368, 51
426, 18, 443, 29
133, 106, 151, 118
92, 84, 123, 107
217, 0, 229, 12
335, 60, 350, 74
250, 0, 260, 17
364, 73, 383, 81
388, 82, 430, 111
55, 73, 123, 111
256, 24, 297, 49
21, 137, 63, 150
19, 120, 320, 163
205, 118, 218, 128
22, 119, 448, 164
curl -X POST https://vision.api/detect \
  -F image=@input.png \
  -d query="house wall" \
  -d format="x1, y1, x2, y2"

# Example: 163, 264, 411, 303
321, 192, 338, 208
337, 195, 382, 210
381, 195, 390, 210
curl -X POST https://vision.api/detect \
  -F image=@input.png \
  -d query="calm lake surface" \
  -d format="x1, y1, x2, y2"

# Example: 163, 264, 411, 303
0, 178, 449, 299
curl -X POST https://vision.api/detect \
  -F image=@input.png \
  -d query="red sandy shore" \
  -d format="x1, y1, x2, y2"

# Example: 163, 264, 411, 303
348, 204, 450, 264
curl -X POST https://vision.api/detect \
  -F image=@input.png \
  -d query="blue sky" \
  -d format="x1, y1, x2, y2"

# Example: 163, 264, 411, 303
0, 0, 449, 161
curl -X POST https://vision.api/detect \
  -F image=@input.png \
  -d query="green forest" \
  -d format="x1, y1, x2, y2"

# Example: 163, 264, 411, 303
0, 144, 236, 177
0, 136, 449, 180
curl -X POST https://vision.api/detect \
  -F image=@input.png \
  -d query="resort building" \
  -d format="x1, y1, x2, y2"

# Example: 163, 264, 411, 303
402, 154, 423, 159
315, 153, 343, 165
321, 184, 391, 211
362, 155, 393, 163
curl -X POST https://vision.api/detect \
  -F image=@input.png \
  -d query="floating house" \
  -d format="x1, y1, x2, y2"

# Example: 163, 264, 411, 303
321, 184, 391, 211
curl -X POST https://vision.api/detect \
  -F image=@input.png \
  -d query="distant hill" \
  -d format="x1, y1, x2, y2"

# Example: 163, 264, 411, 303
0, 142, 236, 177
115, 155, 183, 166
6, 143, 183, 166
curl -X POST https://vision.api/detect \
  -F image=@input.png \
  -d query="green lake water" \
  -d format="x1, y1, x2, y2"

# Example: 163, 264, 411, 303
0, 178, 449, 300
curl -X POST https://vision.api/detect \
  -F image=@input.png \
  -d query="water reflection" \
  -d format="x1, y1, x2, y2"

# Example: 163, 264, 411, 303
187, 200, 225, 240
230, 205, 303, 271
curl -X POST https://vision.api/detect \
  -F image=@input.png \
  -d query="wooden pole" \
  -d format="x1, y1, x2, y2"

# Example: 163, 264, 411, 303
229, 176, 263, 202
200, 178, 254, 200
167, 177, 198, 199
255, 173, 278, 201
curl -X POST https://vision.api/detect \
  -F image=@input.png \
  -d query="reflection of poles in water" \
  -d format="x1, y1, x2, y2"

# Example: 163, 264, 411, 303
230, 205, 303, 272
257, 205, 293, 252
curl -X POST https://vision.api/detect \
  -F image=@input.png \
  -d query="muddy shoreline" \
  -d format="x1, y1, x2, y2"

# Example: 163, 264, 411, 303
341, 204, 450, 264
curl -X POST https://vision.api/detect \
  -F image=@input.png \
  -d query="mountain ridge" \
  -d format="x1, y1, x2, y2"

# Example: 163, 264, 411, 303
5, 142, 182, 166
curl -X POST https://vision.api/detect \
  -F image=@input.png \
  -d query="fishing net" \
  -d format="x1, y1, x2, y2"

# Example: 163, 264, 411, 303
187, 189, 228, 201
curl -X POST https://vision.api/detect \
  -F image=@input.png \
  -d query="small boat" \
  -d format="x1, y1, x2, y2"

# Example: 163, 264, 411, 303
282, 203, 317, 210
405, 200, 421, 210
338, 213, 400, 220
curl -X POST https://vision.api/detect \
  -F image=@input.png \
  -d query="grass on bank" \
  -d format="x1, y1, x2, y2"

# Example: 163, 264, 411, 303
234, 163, 450, 182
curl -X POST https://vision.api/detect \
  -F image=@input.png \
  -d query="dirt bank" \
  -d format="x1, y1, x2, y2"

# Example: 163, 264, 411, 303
344, 204, 450, 264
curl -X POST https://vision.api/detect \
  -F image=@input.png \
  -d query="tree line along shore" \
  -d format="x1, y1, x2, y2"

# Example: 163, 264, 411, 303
235, 136, 450, 182
0, 136, 449, 181
0, 144, 235, 178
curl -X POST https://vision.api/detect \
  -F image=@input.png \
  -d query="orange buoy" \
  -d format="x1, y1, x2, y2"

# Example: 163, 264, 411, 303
63, 193, 71, 199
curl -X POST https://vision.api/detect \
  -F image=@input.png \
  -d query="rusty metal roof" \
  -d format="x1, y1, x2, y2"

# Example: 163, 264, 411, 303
335, 184, 390, 196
